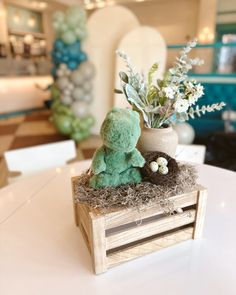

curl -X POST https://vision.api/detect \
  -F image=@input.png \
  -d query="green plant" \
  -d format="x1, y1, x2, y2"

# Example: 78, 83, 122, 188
116, 39, 225, 128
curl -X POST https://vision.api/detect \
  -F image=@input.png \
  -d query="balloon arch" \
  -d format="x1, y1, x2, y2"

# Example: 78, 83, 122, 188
50, 6, 95, 142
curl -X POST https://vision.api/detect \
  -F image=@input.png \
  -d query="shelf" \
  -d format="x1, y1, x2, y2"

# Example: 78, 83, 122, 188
167, 42, 236, 49
8, 29, 46, 39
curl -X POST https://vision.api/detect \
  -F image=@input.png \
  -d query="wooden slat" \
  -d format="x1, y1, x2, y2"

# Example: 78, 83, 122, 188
90, 214, 107, 274
71, 178, 79, 227
77, 204, 92, 251
106, 209, 196, 250
193, 187, 208, 239
107, 227, 194, 268
103, 190, 198, 230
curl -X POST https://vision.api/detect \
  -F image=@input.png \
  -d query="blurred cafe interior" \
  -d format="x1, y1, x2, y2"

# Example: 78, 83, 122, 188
0, 0, 236, 186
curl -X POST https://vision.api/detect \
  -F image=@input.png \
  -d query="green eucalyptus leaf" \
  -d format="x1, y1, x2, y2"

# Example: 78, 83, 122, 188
148, 63, 158, 85
139, 82, 148, 103
119, 71, 129, 83
125, 84, 144, 105
147, 85, 158, 103
114, 88, 123, 94
127, 96, 149, 124
128, 73, 140, 91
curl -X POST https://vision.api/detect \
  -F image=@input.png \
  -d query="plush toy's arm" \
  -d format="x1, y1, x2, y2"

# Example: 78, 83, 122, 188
91, 146, 106, 175
130, 148, 145, 167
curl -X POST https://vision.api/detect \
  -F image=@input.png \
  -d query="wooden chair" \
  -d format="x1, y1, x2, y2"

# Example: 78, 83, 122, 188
4, 140, 77, 183
176, 144, 206, 164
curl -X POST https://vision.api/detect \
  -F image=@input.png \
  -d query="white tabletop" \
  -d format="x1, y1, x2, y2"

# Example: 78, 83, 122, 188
0, 161, 236, 295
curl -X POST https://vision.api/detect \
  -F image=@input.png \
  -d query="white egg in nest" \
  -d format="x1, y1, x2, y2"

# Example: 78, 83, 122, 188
159, 165, 169, 175
149, 161, 159, 172
156, 157, 168, 166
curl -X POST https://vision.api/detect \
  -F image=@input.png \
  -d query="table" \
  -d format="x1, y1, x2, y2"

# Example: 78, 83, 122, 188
0, 160, 236, 295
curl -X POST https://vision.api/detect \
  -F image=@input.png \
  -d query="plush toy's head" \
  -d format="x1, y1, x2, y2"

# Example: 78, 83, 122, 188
101, 108, 141, 152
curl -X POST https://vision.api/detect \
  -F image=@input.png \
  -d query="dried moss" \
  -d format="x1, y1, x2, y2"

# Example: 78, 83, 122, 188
72, 164, 198, 214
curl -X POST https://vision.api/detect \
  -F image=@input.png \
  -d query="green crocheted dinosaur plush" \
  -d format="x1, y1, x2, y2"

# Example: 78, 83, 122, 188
89, 108, 145, 188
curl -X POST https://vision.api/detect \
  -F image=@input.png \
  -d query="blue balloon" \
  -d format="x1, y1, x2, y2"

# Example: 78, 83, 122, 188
54, 39, 64, 50
51, 67, 57, 77
68, 60, 78, 70
51, 39, 87, 69
61, 55, 69, 63
68, 45, 80, 59
79, 52, 87, 62
76, 40, 81, 48
55, 51, 62, 59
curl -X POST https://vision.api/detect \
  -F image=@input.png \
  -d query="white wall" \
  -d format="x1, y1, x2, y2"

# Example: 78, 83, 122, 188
0, 76, 53, 113
217, 0, 236, 24
124, 0, 199, 45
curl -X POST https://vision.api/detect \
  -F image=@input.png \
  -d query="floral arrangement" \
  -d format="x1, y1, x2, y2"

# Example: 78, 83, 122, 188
116, 39, 225, 129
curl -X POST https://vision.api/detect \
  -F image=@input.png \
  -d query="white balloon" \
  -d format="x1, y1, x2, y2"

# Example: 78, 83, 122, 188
67, 83, 74, 91
80, 61, 95, 79
60, 63, 68, 71
63, 88, 71, 96
71, 70, 84, 86
71, 101, 88, 118
57, 77, 69, 90
174, 123, 195, 144
65, 69, 71, 76
61, 95, 72, 105
83, 93, 93, 103
83, 81, 92, 93
56, 69, 64, 77
72, 87, 84, 100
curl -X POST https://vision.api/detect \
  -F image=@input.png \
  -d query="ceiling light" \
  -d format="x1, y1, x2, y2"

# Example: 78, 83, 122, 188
28, 16, 36, 28
96, 2, 105, 8
13, 12, 21, 24
38, 2, 48, 9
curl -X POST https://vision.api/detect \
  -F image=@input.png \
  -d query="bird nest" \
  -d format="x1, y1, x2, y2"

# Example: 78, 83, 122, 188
141, 151, 179, 186
72, 163, 198, 214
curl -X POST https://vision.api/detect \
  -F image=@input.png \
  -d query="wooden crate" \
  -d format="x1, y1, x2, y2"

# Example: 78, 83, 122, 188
72, 178, 207, 274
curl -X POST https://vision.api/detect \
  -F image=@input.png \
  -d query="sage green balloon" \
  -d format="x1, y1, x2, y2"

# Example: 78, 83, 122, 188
53, 115, 73, 135
55, 104, 73, 116
71, 131, 84, 142
61, 30, 76, 45
53, 11, 65, 23
51, 84, 60, 100
71, 101, 88, 118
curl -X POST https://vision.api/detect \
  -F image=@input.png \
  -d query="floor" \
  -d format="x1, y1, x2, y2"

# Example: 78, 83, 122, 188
0, 110, 102, 187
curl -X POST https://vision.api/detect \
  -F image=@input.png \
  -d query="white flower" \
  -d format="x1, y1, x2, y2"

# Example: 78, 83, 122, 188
188, 93, 197, 105
175, 98, 189, 113
185, 82, 204, 106
184, 81, 194, 91
195, 84, 204, 97
162, 86, 176, 99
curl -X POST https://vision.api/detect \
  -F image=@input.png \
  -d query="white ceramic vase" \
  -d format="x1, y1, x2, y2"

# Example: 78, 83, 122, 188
138, 125, 178, 158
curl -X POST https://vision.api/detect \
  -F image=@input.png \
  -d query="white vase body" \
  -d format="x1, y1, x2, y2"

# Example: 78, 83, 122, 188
138, 126, 178, 158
